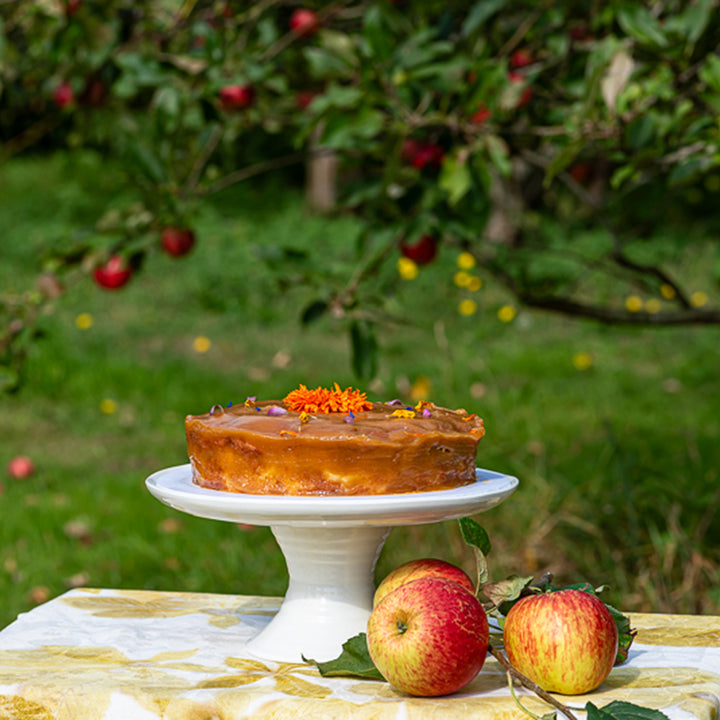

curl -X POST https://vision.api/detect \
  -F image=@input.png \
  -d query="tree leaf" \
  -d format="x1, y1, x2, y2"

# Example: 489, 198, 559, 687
587, 701, 670, 720
350, 320, 378, 380
304, 633, 385, 680
484, 134, 511, 178
459, 517, 492, 555
482, 575, 534, 610
587, 702, 616, 720
300, 299, 328, 325
459, 517, 491, 587
602, 50, 634, 115
0, 365, 19, 394
603, 602, 638, 665
616, 7, 668, 48
461, 0, 507, 37
439, 151, 472, 206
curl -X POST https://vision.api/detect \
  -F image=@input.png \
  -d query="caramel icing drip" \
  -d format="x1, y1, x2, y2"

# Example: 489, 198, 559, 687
185, 400, 485, 496
189, 401, 484, 440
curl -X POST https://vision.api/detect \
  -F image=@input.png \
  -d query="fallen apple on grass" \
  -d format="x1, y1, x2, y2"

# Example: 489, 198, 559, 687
503, 588, 618, 695
367, 576, 489, 696
7, 455, 35, 479
374, 557, 475, 606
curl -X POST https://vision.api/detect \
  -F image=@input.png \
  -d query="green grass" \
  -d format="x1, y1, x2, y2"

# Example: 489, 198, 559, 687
2, 150, 720, 629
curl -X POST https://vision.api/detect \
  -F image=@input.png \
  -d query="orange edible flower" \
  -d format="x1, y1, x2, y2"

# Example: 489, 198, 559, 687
284, 383, 373, 414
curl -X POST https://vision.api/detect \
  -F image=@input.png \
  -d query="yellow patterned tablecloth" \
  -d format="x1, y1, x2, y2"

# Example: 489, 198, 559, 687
0, 588, 718, 719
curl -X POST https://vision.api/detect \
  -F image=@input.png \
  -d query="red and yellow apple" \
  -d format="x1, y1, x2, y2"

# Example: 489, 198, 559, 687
367, 576, 489, 696
503, 589, 618, 695
374, 558, 474, 606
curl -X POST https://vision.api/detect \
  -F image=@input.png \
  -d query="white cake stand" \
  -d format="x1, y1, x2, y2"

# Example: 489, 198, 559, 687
145, 464, 518, 663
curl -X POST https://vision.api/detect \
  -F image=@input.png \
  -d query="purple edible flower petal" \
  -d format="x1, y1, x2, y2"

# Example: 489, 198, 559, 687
385, 399, 404, 406
344, 412, 355, 423
422, 407, 432, 418
267, 405, 288, 416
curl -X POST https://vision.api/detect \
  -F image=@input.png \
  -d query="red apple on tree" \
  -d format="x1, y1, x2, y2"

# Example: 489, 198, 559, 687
161, 227, 195, 257
510, 48, 533, 69
93, 255, 132, 290
403, 140, 444, 171
471, 102, 492, 124
400, 235, 438, 266
52, 81, 75, 108
80, 78, 107, 108
7, 455, 35, 479
218, 84, 255, 110
569, 162, 593, 186
508, 71, 532, 108
295, 90, 318, 110
289, 8, 320, 36
65, 0, 81, 16
374, 558, 475, 606
367, 576, 489, 696
503, 588, 618, 695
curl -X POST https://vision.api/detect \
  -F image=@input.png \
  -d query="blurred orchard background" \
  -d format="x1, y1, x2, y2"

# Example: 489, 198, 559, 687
1, 0, 720, 627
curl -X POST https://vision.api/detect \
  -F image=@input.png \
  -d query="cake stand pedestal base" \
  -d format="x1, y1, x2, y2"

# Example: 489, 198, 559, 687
145, 464, 519, 665
246, 525, 391, 663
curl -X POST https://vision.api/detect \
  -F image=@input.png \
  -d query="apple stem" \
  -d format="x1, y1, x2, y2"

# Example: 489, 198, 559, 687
506, 671, 543, 720
488, 644, 580, 720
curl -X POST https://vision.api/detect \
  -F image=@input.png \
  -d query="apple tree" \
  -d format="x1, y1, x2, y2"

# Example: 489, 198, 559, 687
2, 0, 720, 390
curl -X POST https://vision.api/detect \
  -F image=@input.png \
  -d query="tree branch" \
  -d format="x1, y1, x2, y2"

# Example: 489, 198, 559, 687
199, 149, 329, 196
517, 293, 720, 325
489, 644, 581, 720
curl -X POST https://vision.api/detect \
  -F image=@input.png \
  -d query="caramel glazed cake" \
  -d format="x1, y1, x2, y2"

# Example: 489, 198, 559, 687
185, 384, 486, 496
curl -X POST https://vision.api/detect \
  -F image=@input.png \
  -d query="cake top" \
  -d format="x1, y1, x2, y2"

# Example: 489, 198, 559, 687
188, 383, 485, 442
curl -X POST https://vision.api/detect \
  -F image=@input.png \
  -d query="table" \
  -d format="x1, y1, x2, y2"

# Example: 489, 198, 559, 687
0, 588, 718, 719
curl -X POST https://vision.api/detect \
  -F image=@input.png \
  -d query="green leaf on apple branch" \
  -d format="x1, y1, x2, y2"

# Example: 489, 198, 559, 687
604, 602, 638, 665
458, 517, 492, 587
459, 517, 492, 554
304, 633, 385, 680
586, 701, 669, 720
482, 575, 534, 611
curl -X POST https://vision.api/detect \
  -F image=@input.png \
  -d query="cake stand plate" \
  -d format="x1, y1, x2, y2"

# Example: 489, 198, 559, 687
146, 465, 518, 663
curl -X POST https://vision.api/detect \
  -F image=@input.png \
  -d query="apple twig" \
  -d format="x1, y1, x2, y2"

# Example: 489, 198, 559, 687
488, 644, 580, 720
506, 672, 543, 720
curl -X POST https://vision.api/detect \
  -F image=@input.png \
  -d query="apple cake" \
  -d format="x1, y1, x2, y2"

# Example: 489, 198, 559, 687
185, 383, 485, 495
